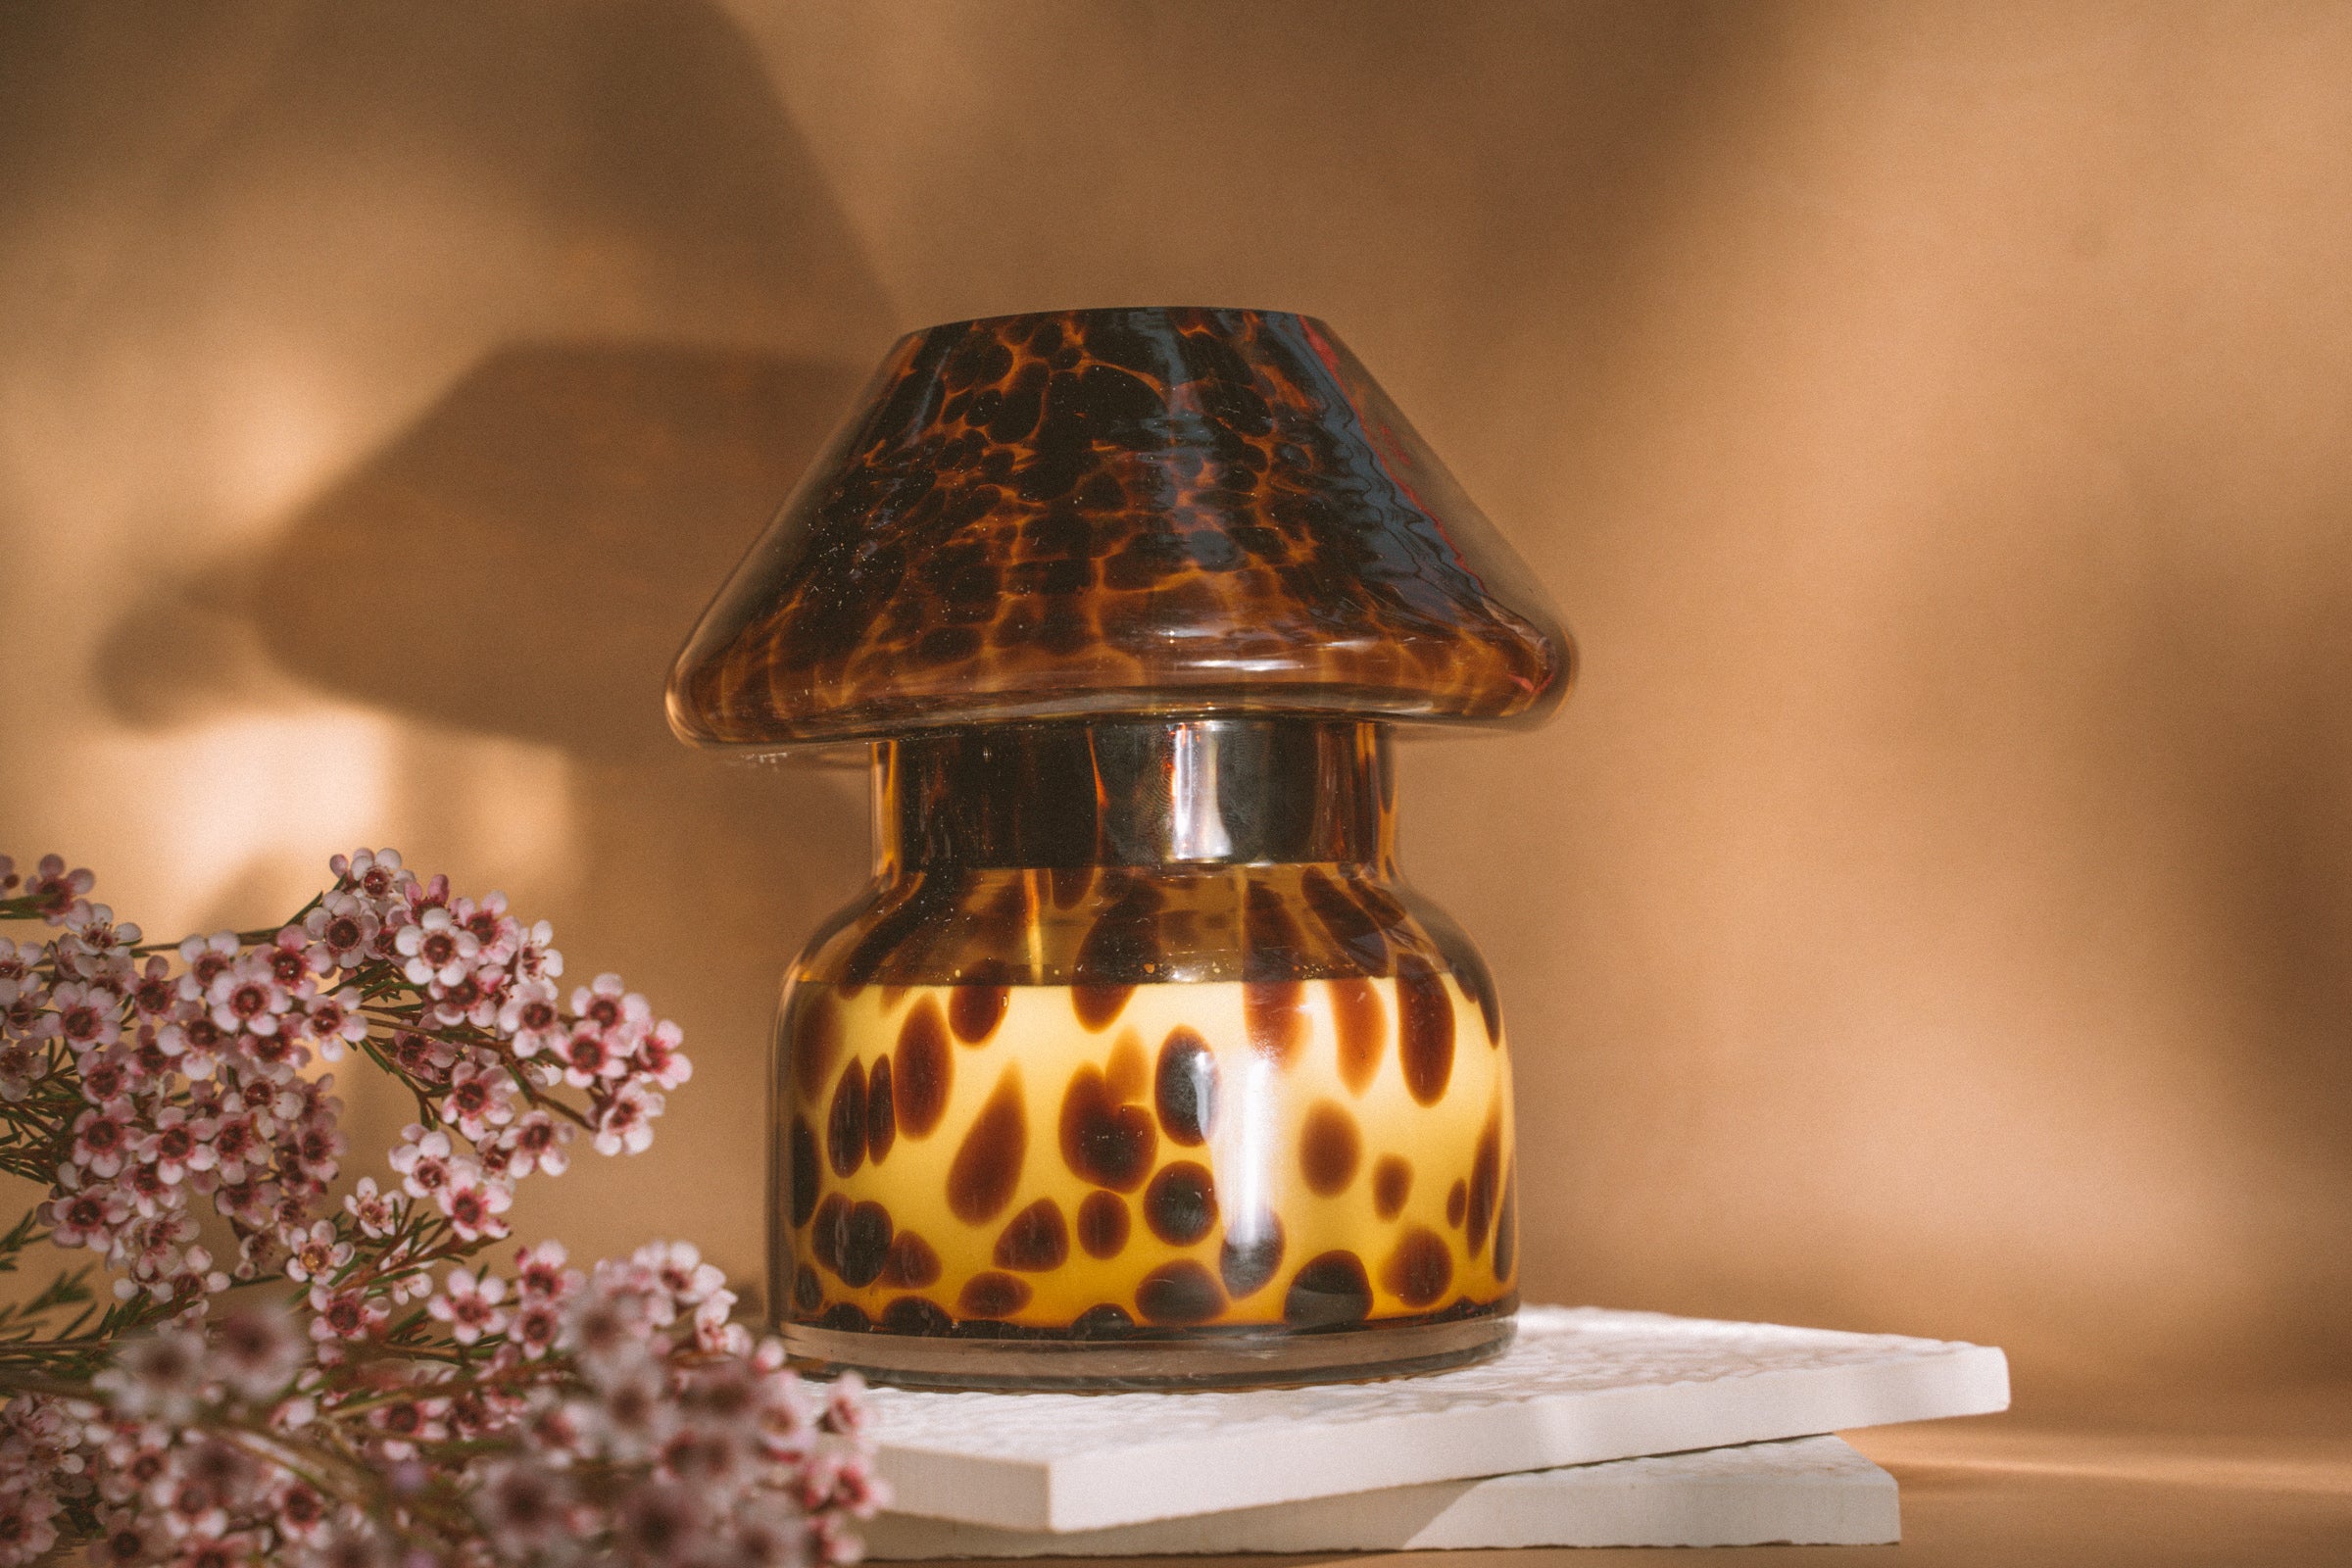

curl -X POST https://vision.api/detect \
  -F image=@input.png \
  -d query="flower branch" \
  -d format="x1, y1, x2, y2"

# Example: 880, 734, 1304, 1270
0, 851, 882, 1567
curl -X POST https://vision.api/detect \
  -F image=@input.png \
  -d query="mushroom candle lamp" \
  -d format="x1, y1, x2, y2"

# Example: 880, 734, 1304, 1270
668, 308, 1572, 1389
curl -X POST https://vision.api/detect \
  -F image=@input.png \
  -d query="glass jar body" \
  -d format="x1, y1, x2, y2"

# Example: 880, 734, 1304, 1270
771, 719, 1518, 1388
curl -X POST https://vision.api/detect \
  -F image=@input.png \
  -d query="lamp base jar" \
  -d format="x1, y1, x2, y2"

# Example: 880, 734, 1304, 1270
772, 718, 1518, 1389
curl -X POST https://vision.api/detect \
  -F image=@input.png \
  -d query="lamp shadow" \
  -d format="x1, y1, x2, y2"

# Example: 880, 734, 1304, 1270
234, 342, 856, 765
102, 344, 876, 1304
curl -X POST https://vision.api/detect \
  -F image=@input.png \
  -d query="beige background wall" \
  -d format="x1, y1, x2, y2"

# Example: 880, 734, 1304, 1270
5, 1, 2348, 1402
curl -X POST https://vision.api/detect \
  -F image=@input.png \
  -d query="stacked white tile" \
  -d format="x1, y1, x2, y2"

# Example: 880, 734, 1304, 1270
865, 1305, 2008, 1533
866, 1435, 1901, 1555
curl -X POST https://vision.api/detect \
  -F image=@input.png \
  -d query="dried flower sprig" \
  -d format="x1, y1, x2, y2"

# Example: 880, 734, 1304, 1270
0, 852, 882, 1567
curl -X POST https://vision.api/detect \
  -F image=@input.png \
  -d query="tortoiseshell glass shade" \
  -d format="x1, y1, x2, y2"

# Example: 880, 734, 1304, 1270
667, 308, 1573, 751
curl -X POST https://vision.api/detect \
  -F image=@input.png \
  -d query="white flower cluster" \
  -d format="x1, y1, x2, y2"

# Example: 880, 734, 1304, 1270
7, 849, 688, 1307
0, 850, 835, 1568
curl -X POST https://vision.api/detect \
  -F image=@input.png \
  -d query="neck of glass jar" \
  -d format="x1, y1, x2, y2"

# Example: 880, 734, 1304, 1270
870, 718, 1396, 874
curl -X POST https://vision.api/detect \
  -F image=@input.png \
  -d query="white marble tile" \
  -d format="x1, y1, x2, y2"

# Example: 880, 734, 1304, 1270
865, 1435, 1899, 1556
867, 1305, 2005, 1532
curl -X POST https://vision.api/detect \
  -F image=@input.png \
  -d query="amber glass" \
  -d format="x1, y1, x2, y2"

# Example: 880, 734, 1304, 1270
668, 308, 1572, 752
773, 718, 1519, 1388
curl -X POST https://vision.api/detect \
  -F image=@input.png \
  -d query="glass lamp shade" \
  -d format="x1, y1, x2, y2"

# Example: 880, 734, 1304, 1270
668, 307, 1569, 748
668, 308, 1573, 1389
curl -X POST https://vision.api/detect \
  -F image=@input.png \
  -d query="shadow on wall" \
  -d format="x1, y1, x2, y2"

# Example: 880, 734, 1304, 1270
112, 343, 860, 764
73, 0, 896, 1301
102, 345, 880, 1306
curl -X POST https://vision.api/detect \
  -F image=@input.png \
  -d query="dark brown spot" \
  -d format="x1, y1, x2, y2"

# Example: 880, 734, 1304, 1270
1396, 955, 1454, 1105
1153, 1026, 1218, 1146
1049, 865, 1095, 909
789, 986, 842, 1102
1244, 979, 1308, 1064
972, 878, 1030, 948
1472, 967, 1502, 1047
1433, 936, 1503, 1049
949, 984, 1008, 1045
957, 1271, 1031, 1319
1330, 978, 1386, 1094
893, 997, 953, 1139
808, 1194, 850, 1275
1074, 876, 1163, 1012
881, 1297, 954, 1335
1218, 1215, 1286, 1299
864, 1056, 896, 1164
883, 1231, 942, 1289
1076, 1191, 1131, 1258
837, 877, 955, 991
792, 1264, 820, 1315
1382, 1227, 1452, 1308
1244, 878, 1306, 977
1071, 983, 1133, 1031
1136, 1260, 1226, 1325
1105, 1031, 1149, 1102
1072, 1303, 1136, 1338
993, 1199, 1070, 1271
825, 1059, 866, 1178
1354, 880, 1411, 929
789, 1116, 820, 1227
1298, 1101, 1361, 1196
1493, 1165, 1517, 1281
820, 1302, 870, 1333
1372, 1154, 1412, 1220
947, 1068, 1027, 1224
1143, 1161, 1218, 1246
1446, 1179, 1467, 1228
1058, 1063, 1156, 1191
1301, 866, 1390, 968
1284, 1251, 1373, 1328
1466, 1108, 1501, 1259
838, 1200, 894, 1289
